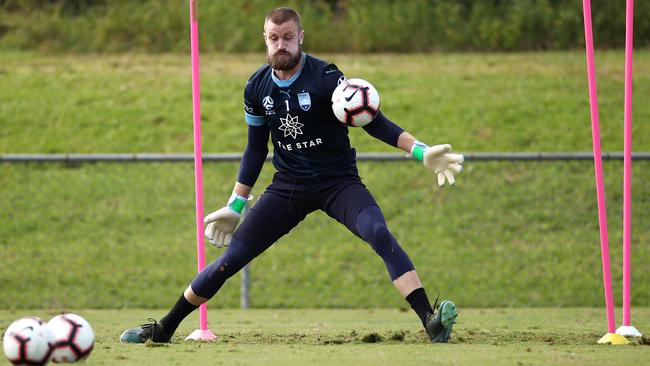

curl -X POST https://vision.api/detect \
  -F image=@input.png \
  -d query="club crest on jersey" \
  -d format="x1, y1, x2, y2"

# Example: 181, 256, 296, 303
297, 92, 311, 111
262, 96, 274, 110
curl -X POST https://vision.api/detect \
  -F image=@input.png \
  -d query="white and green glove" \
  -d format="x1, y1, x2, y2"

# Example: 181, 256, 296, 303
411, 141, 464, 187
204, 192, 252, 248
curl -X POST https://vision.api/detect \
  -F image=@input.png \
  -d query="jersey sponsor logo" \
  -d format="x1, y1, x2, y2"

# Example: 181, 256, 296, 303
276, 138, 323, 151
262, 96, 274, 110
278, 113, 304, 139
297, 92, 311, 111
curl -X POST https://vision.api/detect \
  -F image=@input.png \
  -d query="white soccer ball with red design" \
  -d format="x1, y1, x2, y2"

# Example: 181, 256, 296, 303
47, 314, 94, 363
331, 78, 380, 127
3, 316, 55, 366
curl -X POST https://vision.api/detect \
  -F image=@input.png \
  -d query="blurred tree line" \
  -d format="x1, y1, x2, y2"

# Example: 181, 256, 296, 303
0, 0, 647, 53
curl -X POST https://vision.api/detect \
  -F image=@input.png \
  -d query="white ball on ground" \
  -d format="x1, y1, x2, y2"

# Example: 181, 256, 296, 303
47, 314, 95, 363
3, 316, 55, 366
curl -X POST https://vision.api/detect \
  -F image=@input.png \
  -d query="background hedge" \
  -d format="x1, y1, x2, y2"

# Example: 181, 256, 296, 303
1, 0, 649, 53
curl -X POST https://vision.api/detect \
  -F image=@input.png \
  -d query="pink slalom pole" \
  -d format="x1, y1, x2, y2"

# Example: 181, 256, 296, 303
622, 0, 634, 328
582, 0, 616, 334
186, 0, 216, 341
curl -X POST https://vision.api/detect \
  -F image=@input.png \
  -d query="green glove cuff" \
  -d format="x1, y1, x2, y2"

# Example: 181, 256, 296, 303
410, 140, 428, 162
227, 193, 247, 214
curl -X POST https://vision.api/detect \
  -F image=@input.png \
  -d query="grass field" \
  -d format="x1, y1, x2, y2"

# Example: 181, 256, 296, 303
2, 51, 650, 153
2, 308, 649, 365
3, 160, 650, 309
2, 51, 650, 310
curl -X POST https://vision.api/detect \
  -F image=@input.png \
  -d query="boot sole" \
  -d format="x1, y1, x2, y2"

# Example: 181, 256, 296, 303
436, 300, 457, 342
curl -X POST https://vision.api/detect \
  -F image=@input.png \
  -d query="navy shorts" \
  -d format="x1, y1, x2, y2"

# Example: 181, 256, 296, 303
233, 172, 378, 246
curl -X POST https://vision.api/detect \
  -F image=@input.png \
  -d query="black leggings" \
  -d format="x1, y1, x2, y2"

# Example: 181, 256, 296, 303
191, 174, 415, 298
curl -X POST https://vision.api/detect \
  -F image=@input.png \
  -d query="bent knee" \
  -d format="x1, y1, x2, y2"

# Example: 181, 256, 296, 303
367, 223, 396, 256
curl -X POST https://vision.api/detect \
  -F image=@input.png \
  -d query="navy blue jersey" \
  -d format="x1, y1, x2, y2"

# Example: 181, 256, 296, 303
244, 54, 357, 181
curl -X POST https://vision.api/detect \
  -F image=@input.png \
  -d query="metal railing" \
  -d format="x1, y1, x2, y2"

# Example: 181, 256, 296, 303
2, 152, 650, 163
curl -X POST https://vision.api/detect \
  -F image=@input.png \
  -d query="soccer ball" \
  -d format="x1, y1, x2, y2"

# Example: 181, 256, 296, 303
47, 314, 95, 363
3, 316, 55, 366
331, 78, 380, 127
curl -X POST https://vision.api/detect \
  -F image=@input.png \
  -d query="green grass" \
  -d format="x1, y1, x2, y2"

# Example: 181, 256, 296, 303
2, 51, 650, 309
2, 51, 650, 153
2, 160, 650, 309
2, 308, 649, 366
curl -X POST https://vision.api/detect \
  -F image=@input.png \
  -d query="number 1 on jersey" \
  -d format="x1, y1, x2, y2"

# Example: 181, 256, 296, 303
285, 99, 290, 112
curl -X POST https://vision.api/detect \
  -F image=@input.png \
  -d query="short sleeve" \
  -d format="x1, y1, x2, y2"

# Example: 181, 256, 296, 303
322, 63, 346, 96
244, 80, 266, 126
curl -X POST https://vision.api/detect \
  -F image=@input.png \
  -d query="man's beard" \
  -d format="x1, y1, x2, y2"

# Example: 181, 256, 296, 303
268, 49, 302, 71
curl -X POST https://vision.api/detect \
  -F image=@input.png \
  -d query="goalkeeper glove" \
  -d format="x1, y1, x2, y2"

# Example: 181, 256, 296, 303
411, 141, 464, 187
204, 192, 252, 248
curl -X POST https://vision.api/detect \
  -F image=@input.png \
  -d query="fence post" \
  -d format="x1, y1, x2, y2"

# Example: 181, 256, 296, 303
241, 264, 250, 309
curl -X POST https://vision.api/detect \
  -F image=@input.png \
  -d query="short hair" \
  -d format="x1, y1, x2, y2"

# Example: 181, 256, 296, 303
265, 7, 302, 30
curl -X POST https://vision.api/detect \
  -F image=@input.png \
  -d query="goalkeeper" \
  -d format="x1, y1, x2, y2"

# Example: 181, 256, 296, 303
121, 7, 463, 344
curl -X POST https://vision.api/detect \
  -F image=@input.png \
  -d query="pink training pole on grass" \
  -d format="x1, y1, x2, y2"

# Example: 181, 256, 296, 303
582, 0, 616, 335
185, 0, 217, 341
622, 0, 634, 329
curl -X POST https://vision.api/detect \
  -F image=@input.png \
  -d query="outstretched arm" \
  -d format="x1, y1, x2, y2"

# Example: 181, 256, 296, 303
362, 111, 404, 147
363, 113, 464, 187
233, 124, 270, 196
204, 124, 270, 247
396, 131, 417, 154
403, 137, 464, 187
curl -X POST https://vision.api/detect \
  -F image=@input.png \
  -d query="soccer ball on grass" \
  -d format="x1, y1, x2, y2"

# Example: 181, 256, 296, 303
3, 316, 55, 366
47, 313, 95, 363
